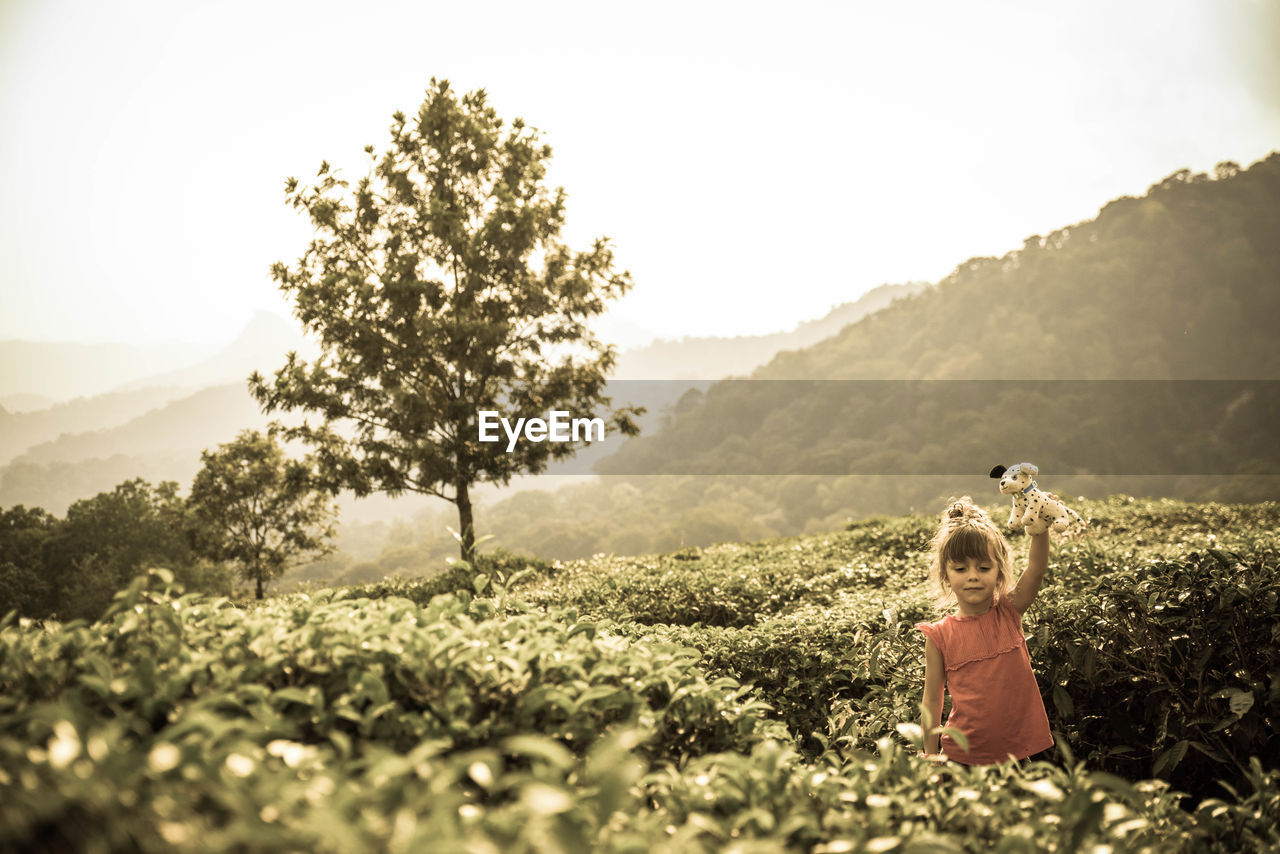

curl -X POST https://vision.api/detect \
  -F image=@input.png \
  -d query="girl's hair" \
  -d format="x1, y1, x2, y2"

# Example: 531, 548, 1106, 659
927, 496, 1012, 611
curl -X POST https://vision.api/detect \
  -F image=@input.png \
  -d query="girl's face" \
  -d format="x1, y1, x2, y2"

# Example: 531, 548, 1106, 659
946, 554, 998, 615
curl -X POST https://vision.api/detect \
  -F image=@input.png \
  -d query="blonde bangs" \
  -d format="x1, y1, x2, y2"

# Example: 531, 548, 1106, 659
940, 524, 1005, 567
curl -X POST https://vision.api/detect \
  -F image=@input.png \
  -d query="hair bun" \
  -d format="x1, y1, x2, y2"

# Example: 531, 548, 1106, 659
944, 496, 984, 523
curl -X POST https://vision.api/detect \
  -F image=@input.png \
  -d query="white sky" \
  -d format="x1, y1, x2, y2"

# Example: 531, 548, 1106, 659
1, 0, 1278, 349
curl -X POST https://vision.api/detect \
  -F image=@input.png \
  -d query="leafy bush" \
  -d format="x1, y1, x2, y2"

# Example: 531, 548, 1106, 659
5, 497, 1280, 851
636, 735, 1200, 852
607, 591, 934, 755
1035, 549, 1280, 800
518, 520, 930, 629
340, 548, 556, 608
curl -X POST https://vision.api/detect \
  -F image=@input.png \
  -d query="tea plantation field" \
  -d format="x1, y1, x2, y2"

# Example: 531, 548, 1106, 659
3, 496, 1278, 852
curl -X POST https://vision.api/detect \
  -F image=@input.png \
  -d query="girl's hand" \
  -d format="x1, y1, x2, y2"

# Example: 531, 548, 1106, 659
917, 751, 947, 763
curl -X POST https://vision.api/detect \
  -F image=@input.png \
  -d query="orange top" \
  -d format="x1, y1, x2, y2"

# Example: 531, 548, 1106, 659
915, 597, 1054, 764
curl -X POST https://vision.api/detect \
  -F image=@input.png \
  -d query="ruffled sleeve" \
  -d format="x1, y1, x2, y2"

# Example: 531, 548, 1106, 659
915, 620, 945, 658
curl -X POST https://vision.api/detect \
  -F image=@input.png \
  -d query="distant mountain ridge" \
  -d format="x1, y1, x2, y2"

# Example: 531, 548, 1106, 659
0, 292, 919, 513
0, 394, 56, 413
610, 282, 928, 380
7, 156, 1275, 562
0, 339, 212, 401
0, 385, 188, 466
0, 311, 313, 405
0, 384, 269, 512
447, 154, 1280, 561
753, 160, 1280, 382
0, 311, 316, 466
594, 155, 1280, 503
116, 311, 316, 393
11, 384, 267, 467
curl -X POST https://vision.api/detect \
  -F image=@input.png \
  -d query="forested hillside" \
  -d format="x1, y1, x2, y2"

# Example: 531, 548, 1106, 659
757, 160, 1279, 381
610, 282, 928, 379
602, 157, 1280, 475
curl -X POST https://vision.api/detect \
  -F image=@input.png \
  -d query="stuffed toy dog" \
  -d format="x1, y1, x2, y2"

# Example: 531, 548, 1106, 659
989, 462, 1084, 535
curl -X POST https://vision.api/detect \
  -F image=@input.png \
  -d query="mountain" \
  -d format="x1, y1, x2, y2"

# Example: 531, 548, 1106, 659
0, 339, 212, 402
0, 385, 190, 466
11, 154, 1277, 543
0, 312, 317, 470
0, 394, 55, 413
538, 282, 932, 474
0, 383, 270, 512
11, 383, 267, 467
0, 292, 923, 513
600, 156, 1280, 475
444, 155, 1280, 560
116, 311, 316, 393
757, 179, 1280, 382
610, 282, 928, 380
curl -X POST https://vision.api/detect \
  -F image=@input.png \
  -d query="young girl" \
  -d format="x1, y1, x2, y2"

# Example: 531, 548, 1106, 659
915, 497, 1053, 764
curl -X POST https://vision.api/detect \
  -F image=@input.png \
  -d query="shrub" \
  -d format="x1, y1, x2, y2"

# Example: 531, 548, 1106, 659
1035, 549, 1280, 801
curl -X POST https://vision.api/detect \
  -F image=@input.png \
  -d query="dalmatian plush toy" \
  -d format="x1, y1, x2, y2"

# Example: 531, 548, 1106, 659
989, 462, 1084, 535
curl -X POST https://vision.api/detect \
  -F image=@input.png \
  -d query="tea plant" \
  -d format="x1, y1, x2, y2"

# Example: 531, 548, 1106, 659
3, 497, 1279, 851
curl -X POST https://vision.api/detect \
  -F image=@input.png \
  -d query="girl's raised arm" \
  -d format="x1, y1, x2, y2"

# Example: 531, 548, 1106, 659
1007, 530, 1050, 614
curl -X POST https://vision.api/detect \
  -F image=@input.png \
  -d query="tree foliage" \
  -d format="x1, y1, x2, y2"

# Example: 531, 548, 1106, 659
0, 505, 58, 618
187, 430, 336, 599
0, 480, 213, 621
52, 479, 196, 619
251, 78, 640, 564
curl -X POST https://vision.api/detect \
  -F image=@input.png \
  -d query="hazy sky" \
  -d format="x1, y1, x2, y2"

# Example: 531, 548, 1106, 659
2, 0, 1278, 349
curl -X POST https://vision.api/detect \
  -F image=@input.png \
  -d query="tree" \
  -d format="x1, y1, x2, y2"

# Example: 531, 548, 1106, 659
0, 505, 57, 619
250, 78, 640, 565
187, 431, 337, 599
43, 480, 196, 621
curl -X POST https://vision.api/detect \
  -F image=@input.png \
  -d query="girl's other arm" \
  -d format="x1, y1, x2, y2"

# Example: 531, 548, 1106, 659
1007, 530, 1050, 614
921, 637, 945, 754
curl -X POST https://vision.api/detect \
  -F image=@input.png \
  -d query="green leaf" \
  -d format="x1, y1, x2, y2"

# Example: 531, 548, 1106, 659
334, 706, 364, 725
1153, 740, 1188, 776
329, 730, 352, 758
274, 686, 316, 707
77, 675, 111, 699
902, 835, 965, 853
359, 673, 389, 706
521, 782, 574, 815
1052, 685, 1074, 718
575, 684, 632, 712
1016, 777, 1064, 801
1226, 688, 1254, 717
501, 735, 574, 770
1188, 740, 1228, 763
937, 726, 969, 753
365, 701, 398, 724
1210, 716, 1236, 733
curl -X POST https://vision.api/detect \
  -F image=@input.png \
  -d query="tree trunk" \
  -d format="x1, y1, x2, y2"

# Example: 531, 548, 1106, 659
456, 478, 476, 565
256, 572, 264, 600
